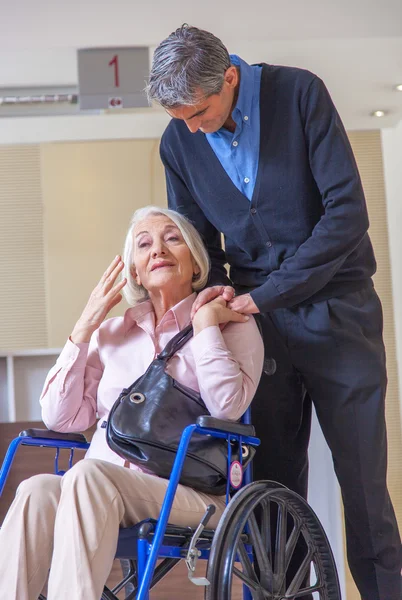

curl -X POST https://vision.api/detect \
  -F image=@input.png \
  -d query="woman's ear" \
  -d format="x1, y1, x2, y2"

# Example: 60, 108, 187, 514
131, 265, 141, 286
192, 261, 201, 281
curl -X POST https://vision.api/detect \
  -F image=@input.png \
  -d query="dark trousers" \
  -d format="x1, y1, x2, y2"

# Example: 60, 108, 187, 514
250, 285, 401, 600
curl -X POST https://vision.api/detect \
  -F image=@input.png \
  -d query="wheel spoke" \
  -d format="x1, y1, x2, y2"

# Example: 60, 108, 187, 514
274, 515, 303, 594
237, 539, 260, 585
233, 566, 262, 592
285, 545, 315, 596
282, 582, 324, 599
273, 501, 287, 593
248, 511, 273, 590
284, 515, 303, 573
260, 499, 273, 566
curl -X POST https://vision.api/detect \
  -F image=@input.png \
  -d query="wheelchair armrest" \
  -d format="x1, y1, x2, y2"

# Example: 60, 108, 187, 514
19, 429, 88, 444
196, 416, 255, 437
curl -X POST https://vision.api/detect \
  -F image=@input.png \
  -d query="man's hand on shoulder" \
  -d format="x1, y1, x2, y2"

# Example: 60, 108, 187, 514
191, 285, 235, 319
228, 293, 260, 315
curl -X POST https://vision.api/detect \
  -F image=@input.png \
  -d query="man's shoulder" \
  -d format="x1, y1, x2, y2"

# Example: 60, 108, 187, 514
257, 64, 324, 113
261, 63, 320, 93
160, 118, 198, 158
260, 63, 318, 91
162, 117, 189, 140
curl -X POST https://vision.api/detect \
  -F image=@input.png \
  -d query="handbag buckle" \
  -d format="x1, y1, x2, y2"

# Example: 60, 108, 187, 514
129, 392, 145, 404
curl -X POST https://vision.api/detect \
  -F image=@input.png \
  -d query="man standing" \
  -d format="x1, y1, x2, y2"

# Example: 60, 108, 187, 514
147, 24, 401, 599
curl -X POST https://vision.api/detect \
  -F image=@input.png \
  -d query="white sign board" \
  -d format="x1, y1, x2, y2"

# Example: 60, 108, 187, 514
77, 47, 150, 110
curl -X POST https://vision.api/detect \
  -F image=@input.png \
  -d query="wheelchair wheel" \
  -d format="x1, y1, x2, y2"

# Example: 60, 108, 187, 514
206, 481, 341, 600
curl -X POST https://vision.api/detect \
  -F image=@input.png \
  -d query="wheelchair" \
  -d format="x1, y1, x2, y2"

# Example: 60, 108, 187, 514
0, 410, 341, 599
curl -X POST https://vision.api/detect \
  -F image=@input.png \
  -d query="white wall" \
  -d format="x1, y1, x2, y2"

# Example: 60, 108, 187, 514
0, 112, 170, 145
1, 37, 402, 133
308, 411, 346, 598
382, 121, 402, 427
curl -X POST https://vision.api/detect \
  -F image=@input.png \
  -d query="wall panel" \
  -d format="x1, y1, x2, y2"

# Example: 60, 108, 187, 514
0, 145, 47, 350
40, 139, 166, 346
346, 130, 402, 600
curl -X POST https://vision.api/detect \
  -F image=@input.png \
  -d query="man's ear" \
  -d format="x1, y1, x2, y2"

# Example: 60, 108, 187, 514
131, 265, 141, 286
224, 65, 238, 89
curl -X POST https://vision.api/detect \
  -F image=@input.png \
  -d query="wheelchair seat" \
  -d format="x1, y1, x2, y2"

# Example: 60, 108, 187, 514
115, 518, 215, 559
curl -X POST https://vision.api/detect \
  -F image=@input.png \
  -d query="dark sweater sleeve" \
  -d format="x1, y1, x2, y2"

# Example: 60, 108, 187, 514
160, 140, 231, 287
251, 76, 370, 313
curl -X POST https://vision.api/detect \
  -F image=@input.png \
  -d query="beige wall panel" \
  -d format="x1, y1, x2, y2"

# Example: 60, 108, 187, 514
0, 145, 47, 350
41, 139, 166, 347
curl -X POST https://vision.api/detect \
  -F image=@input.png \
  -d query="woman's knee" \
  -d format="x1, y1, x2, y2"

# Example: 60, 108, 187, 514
59, 459, 125, 521
17, 473, 61, 504
62, 458, 105, 481
61, 459, 115, 495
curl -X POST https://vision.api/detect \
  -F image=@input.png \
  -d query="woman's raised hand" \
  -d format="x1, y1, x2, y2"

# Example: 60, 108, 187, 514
70, 256, 127, 343
192, 295, 249, 336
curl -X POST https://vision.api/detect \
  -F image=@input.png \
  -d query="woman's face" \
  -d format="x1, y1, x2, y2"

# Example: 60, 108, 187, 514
132, 214, 200, 297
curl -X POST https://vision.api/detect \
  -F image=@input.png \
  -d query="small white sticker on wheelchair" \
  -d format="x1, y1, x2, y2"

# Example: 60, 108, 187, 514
229, 460, 243, 489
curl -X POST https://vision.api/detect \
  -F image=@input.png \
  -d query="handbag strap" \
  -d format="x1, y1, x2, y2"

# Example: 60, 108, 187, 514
157, 323, 194, 361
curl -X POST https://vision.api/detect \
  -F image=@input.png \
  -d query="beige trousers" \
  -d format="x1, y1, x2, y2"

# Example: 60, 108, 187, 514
0, 458, 226, 600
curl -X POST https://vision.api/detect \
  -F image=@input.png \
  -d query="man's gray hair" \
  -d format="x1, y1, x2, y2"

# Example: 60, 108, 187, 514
122, 205, 210, 306
146, 24, 230, 108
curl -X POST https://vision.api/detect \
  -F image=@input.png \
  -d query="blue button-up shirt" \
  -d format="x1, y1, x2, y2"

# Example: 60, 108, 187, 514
206, 55, 262, 201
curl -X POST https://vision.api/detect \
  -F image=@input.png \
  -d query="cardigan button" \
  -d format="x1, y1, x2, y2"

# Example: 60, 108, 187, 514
250, 208, 257, 214
266, 241, 272, 248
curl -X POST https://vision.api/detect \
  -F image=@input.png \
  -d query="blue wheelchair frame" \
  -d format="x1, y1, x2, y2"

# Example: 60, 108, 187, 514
0, 411, 260, 600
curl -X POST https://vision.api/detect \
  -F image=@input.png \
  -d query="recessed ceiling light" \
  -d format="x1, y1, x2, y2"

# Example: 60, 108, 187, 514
371, 110, 386, 117
395, 84, 402, 92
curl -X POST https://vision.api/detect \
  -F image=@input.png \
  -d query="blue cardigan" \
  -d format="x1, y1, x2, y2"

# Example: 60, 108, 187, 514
160, 64, 376, 313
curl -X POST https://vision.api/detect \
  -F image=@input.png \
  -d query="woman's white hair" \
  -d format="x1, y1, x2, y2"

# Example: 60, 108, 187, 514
122, 205, 210, 306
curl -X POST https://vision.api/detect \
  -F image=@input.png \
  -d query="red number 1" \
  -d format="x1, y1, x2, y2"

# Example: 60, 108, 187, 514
108, 55, 119, 88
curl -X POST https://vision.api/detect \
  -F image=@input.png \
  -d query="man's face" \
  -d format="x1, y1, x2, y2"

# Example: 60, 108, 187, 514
166, 66, 238, 134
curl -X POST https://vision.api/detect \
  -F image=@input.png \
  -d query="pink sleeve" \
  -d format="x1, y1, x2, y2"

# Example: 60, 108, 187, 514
190, 316, 264, 421
40, 330, 103, 432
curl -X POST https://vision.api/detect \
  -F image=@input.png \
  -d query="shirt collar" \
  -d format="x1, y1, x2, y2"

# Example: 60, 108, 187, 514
230, 54, 254, 129
123, 292, 196, 335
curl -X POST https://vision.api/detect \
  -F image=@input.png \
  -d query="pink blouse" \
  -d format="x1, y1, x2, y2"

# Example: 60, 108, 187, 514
40, 293, 264, 468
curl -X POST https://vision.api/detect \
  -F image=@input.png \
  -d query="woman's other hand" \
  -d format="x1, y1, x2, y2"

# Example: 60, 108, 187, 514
192, 296, 249, 336
70, 256, 127, 343
190, 285, 235, 319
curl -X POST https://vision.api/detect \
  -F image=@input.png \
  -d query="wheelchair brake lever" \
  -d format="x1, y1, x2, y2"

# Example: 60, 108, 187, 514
185, 504, 216, 586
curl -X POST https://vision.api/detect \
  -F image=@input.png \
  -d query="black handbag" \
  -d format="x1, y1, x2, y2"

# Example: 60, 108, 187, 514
106, 324, 254, 495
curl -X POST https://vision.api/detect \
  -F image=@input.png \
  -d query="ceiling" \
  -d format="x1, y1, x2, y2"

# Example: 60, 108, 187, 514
0, 0, 401, 130
2, 0, 402, 46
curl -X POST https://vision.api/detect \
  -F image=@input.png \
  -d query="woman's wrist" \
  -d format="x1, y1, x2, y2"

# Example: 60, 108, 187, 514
192, 306, 219, 336
70, 322, 95, 344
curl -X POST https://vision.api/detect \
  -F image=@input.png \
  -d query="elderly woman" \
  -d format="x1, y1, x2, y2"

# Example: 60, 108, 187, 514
0, 206, 263, 600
